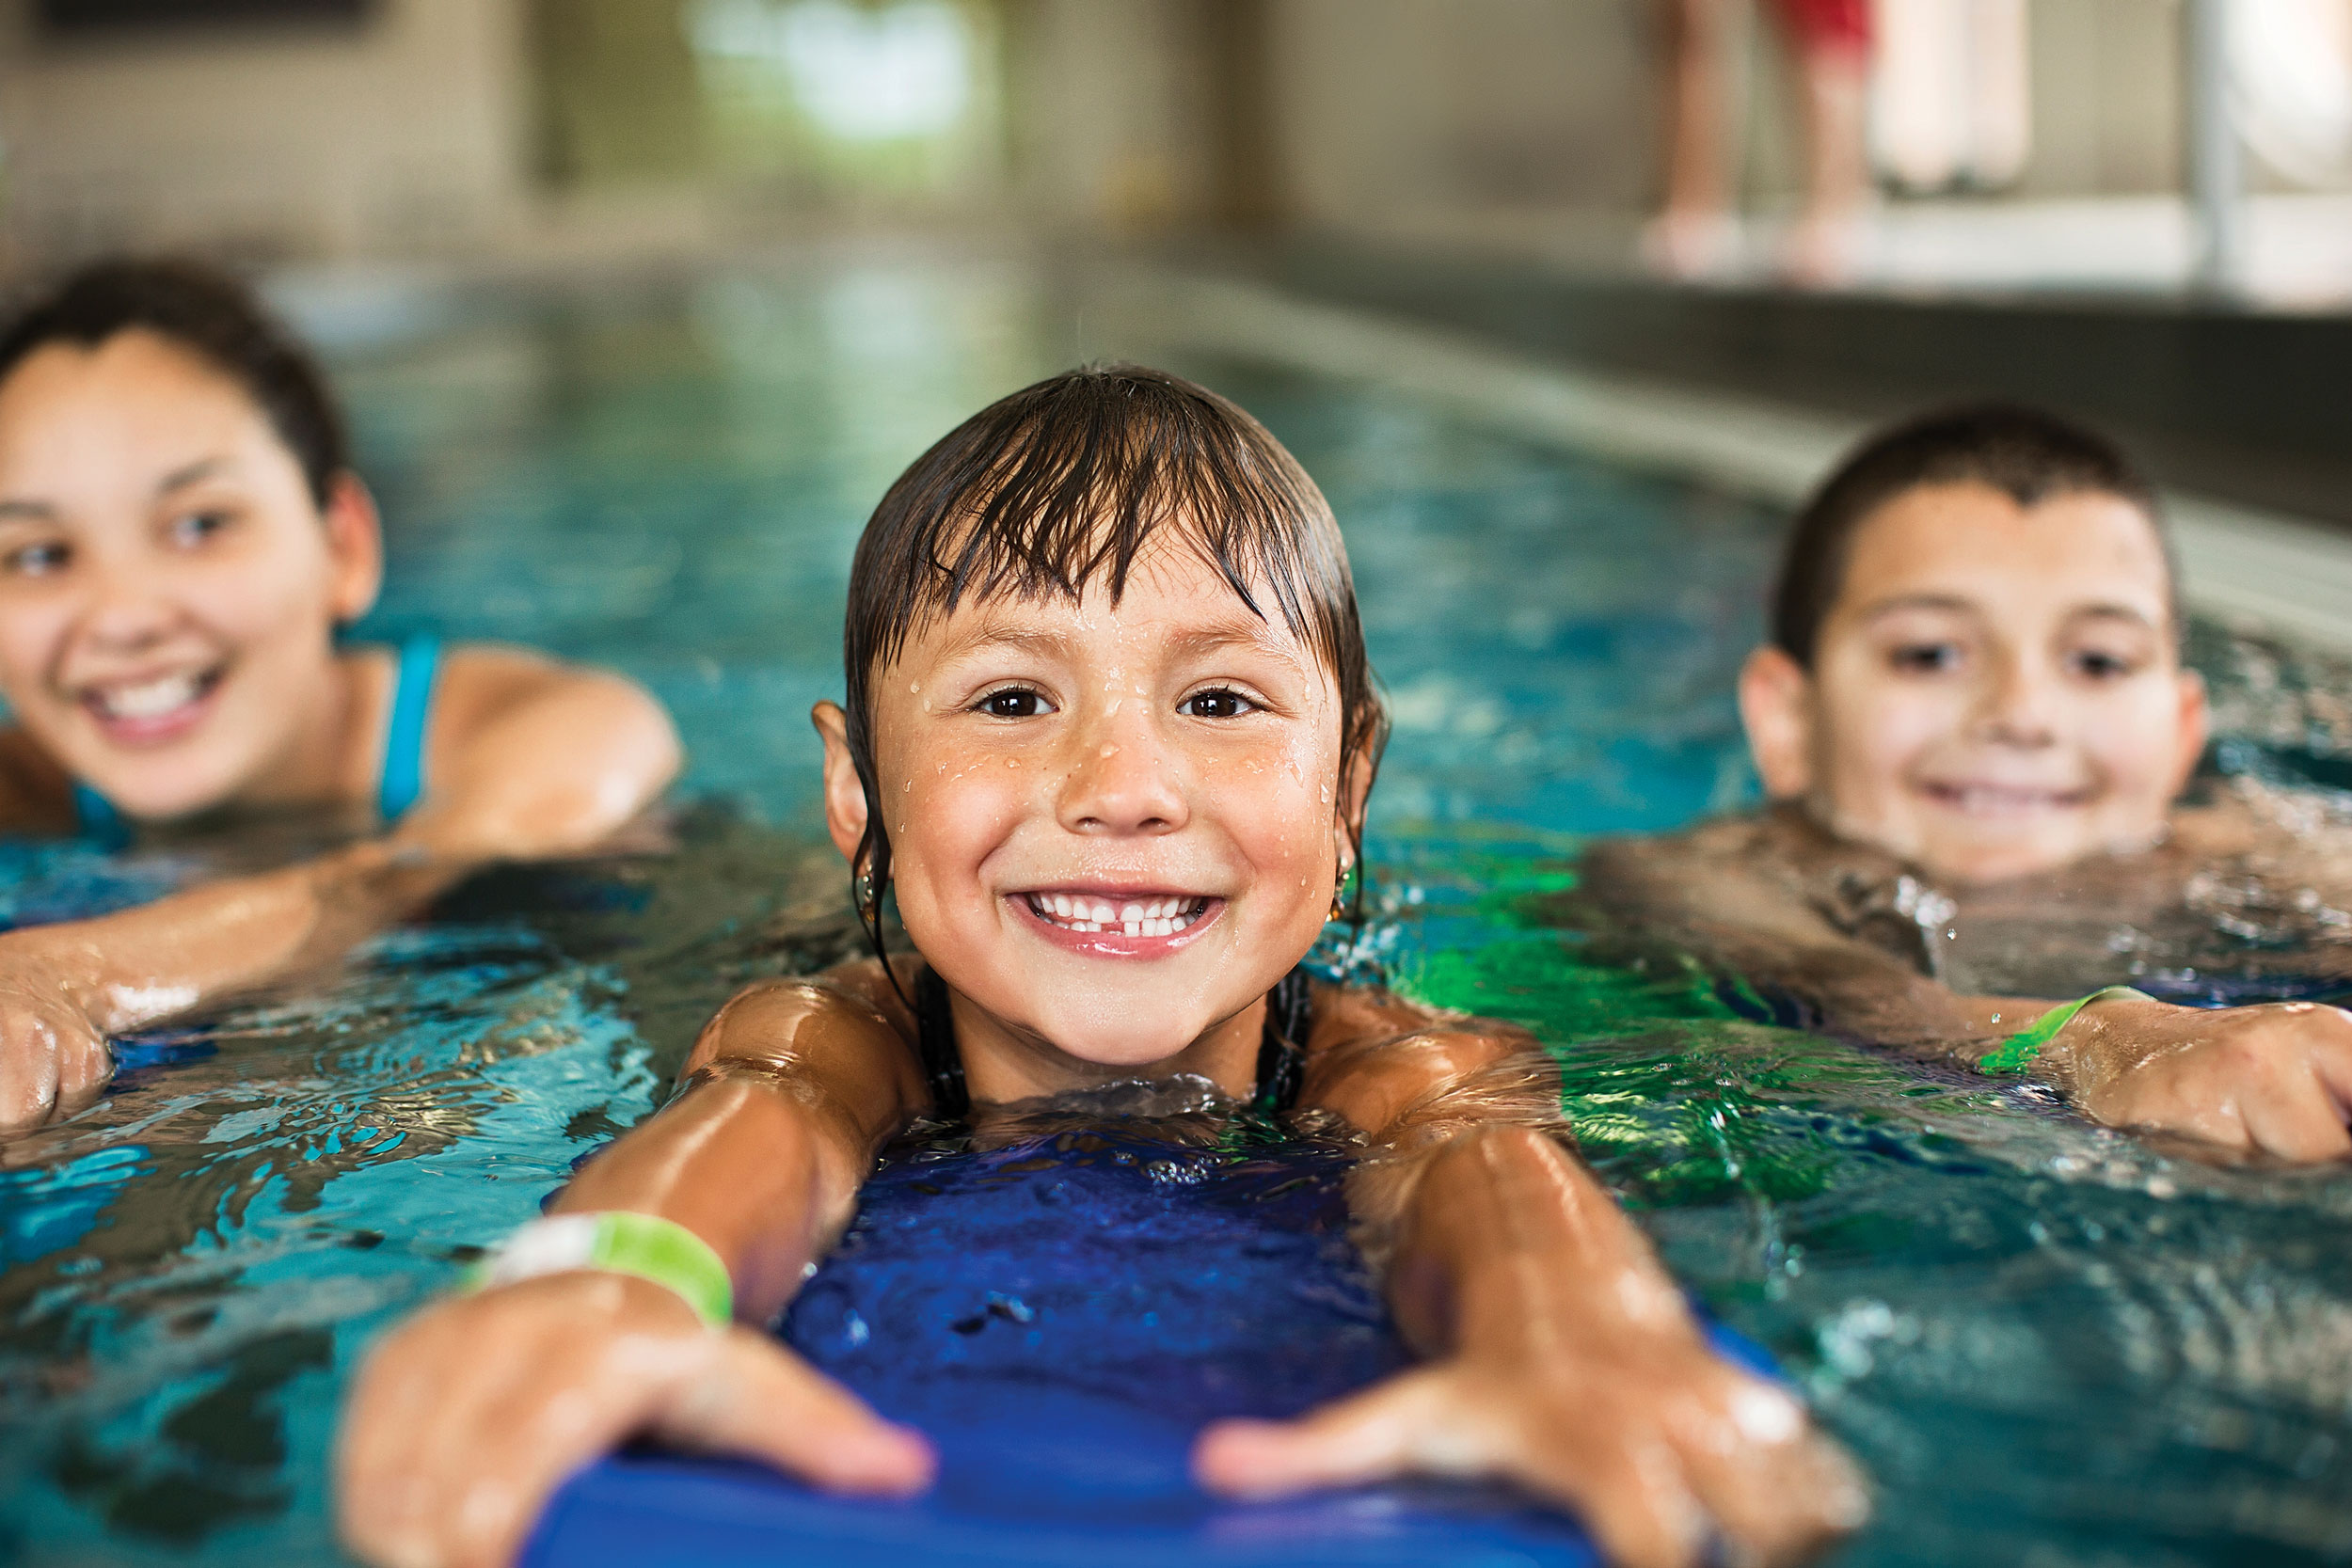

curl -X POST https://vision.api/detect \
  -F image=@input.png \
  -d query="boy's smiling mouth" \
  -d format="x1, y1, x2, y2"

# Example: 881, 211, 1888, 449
1916, 780, 2091, 816
1016, 889, 1218, 944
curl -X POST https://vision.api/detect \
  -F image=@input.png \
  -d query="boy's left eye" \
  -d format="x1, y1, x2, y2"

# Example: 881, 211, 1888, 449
1180, 688, 1256, 720
166, 511, 232, 546
974, 687, 1055, 719
2069, 649, 2137, 680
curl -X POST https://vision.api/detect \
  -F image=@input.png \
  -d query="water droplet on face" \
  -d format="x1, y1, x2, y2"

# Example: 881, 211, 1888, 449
1101, 744, 1119, 758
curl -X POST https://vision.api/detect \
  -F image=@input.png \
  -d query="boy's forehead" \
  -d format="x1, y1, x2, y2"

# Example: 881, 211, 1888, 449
1836, 482, 2173, 621
905, 546, 1301, 657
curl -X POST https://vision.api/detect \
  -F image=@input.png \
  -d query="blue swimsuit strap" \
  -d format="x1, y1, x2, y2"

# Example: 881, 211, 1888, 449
69, 635, 441, 843
376, 634, 440, 824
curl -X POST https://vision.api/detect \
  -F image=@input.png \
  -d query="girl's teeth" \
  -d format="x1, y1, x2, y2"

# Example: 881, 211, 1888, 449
101, 673, 200, 721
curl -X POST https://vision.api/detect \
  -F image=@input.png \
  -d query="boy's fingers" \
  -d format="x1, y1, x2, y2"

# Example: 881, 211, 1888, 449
1671, 1397, 1870, 1568
1509, 1425, 1707, 1568
1191, 1371, 1448, 1497
648, 1327, 934, 1496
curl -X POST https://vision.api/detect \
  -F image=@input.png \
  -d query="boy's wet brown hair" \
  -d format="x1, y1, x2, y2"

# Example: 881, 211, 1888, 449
0, 257, 348, 510
1772, 403, 2176, 668
842, 363, 1386, 954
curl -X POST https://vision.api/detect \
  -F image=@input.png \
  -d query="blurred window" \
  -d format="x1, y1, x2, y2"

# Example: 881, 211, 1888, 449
690, 0, 973, 142
2233, 0, 2352, 188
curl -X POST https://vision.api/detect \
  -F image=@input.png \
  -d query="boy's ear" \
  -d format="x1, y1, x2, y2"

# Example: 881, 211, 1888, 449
811, 702, 871, 865
2169, 667, 2211, 798
1738, 644, 1817, 800
1332, 736, 1375, 872
322, 471, 384, 624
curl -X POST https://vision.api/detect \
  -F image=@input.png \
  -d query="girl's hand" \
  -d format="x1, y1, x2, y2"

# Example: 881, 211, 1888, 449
0, 974, 109, 1130
2040, 996, 2352, 1162
1194, 1327, 1865, 1568
336, 1272, 934, 1568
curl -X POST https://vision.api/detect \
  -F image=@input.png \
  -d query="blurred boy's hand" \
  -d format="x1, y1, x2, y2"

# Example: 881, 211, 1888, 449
2044, 996, 2352, 1163
1194, 1313, 1865, 1568
336, 1273, 933, 1568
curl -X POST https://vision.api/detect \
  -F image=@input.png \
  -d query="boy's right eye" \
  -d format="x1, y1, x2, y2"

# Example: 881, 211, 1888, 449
1887, 641, 1960, 674
974, 687, 1055, 719
2, 540, 69, 578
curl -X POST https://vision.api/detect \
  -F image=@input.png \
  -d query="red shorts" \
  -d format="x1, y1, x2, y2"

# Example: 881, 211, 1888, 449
1772, 0, 1871, 54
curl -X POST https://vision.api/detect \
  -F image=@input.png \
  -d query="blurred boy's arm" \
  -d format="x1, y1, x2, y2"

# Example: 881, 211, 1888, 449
1585, 824, 2352, 1163
0, 651, 679, 1128
1196, 988, 1866, 1568
337, 964, 933, 1568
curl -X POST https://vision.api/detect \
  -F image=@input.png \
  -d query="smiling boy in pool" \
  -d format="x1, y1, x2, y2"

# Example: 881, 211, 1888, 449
1581, 404, 2352, 1162
338, 366, 1865, 1568
0, 259, 679, 1127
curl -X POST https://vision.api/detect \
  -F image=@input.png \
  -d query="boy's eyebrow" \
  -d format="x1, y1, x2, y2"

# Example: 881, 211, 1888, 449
1854, 592, 1980, 621
153, 457, 233, 496
0, 499, 57, 525
1856, 592, 2159, 629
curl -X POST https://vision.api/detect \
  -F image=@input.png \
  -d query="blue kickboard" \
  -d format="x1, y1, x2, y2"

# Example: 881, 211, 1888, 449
525, 1121, 1774, 1568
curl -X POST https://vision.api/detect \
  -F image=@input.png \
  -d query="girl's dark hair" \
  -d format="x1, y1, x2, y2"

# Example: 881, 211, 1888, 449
843, 363, 1386, 963
1772, 403, 2173, 667
0, 258, 348, 510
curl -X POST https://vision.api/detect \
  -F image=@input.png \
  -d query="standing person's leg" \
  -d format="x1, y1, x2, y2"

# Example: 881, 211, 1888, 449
1774, 0, 1873, 285
1645, 0, 1742, 278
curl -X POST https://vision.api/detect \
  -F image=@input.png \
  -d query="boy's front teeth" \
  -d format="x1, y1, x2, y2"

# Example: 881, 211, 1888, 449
98, 673, 202, 721
1030, 893, 1204, 937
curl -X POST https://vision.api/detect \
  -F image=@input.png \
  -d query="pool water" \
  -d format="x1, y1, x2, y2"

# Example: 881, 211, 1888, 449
7, 255, 2352, 1568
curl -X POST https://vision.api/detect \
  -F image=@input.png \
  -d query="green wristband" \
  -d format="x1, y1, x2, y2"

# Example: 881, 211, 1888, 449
469, 1212, 734, 1327
1978, 985, 2153, 1077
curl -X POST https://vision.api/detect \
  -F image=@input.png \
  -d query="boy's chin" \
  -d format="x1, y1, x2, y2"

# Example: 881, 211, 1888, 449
1909, 822, 2106, 886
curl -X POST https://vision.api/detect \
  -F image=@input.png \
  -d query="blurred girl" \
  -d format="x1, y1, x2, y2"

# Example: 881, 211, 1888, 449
0, 258, 679, 1126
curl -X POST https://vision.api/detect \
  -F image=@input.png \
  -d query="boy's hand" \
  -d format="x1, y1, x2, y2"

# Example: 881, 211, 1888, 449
0, 973, 109, 1131
1194, 1324, 1866, 1568
2042, 995, 2352, 1162
337, 1272, 933, 1568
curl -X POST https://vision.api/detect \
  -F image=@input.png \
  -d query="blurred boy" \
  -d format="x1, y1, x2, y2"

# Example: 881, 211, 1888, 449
1583, 404, 2352, 1163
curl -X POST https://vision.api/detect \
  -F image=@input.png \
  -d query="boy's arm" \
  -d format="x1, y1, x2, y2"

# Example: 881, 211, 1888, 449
1196, 990, 1867, 1568
1588, 827, 2352, 1163
0, 653, 679, 1129
337, 966, 933, 1568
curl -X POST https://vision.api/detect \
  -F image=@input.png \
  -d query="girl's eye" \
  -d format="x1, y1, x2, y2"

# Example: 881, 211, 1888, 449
2, 541, 70, 577
167, 511, 231, 547
975, 687, 1054, 719
1181, 688, 1257, 720
1888, 641, 1961, 674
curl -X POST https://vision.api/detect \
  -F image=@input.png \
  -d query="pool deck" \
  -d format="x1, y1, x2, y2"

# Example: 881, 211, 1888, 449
1104, 249, 2352, 659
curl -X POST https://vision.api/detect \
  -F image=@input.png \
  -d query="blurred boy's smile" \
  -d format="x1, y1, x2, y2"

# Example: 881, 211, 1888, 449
1740, 480, 2207, 885
817, 549, 1356, 1101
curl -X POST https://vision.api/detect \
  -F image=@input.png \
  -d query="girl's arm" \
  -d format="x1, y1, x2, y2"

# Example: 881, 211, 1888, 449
0, 653, 679, 1128
1196, 989, 1867, 1568
1584, 828, 2352, 1164
337, 967, 933, 1568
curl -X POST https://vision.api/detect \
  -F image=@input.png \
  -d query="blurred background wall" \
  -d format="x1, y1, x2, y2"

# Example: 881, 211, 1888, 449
5, 0, 2343, 278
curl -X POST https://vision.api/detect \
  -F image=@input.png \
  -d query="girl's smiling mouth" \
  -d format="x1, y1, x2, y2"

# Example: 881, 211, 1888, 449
1014, 888, 1222, 951
76, 663, 227, 746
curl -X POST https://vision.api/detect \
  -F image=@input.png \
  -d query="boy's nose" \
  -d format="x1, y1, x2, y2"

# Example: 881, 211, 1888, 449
1970, 649, 2058, 747
1055, 711, 1189, 836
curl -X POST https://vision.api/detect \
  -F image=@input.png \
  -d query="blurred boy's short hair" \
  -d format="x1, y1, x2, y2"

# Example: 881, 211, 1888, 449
1772, 404, 2173, 668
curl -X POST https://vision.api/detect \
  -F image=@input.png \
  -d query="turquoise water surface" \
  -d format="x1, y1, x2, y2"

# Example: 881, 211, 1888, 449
5, 256, 2352, 1568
